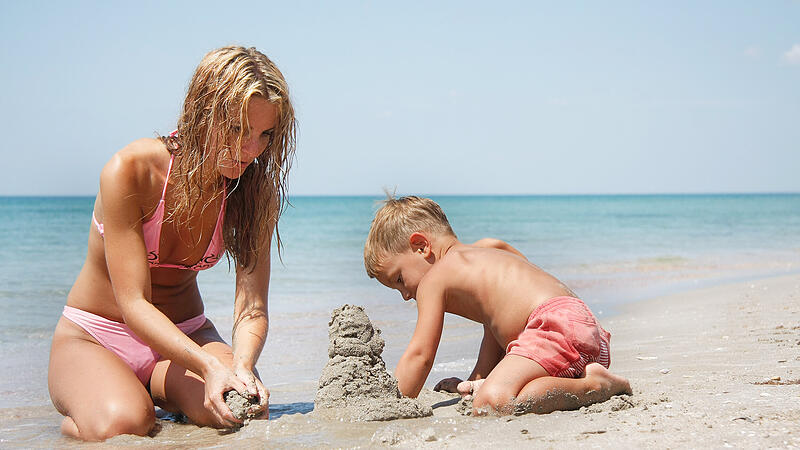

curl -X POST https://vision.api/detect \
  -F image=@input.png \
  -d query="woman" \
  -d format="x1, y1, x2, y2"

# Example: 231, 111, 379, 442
48, 46, 296, 441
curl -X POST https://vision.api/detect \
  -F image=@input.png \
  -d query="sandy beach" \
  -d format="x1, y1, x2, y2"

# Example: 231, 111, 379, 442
89, 272, 797, 448
5, 273, 799, 448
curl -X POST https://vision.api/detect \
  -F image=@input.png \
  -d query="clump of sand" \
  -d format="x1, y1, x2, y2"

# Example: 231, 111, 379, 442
224, 390, 259, 422
314, 304, 432, 421
455, 396, 473, 416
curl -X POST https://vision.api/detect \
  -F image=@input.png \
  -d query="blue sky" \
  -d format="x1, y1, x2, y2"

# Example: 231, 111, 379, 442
1, 1, 798, 196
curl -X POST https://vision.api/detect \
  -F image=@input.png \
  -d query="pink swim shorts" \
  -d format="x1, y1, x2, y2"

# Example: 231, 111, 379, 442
506, 296, 611, 378
62, 305, 207, 385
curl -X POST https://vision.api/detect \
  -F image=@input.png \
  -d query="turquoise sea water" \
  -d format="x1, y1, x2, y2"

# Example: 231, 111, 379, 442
1, 194, 799, 443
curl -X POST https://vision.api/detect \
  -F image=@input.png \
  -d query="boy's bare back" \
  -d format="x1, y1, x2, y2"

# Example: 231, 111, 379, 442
419, 242, 576, 349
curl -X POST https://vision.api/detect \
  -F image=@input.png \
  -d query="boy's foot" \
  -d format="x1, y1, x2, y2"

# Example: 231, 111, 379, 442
584, 363, 632, 397
456, 379, 485, 397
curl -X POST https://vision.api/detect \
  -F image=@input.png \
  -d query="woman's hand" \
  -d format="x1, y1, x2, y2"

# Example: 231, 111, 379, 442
234, 365, 270, 419
201, 360, 250, 428
433, 377, 463, 393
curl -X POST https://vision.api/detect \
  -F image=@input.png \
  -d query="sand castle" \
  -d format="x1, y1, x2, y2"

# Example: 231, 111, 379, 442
314, 304, 432, 421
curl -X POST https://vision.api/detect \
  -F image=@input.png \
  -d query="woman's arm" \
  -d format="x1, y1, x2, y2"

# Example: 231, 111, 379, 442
100, 150, 245, 427
232, 257, 270, 373
229, 211, 275, 415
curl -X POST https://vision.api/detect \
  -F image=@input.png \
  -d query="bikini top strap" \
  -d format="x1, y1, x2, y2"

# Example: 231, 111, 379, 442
161, 154, 175, 200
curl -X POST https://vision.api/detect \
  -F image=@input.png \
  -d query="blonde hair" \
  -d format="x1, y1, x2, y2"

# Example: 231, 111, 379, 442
364, 195, 456, 278
162, 46, 296, 270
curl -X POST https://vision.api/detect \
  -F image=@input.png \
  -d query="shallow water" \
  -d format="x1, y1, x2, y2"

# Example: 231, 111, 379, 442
1, 194, 799, 446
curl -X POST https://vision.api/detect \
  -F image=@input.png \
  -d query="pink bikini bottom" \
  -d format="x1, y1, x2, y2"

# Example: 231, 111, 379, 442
62, 305, 207, 385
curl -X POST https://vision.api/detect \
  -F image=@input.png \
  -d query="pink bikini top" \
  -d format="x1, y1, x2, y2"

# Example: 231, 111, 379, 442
92, 154, 226, 271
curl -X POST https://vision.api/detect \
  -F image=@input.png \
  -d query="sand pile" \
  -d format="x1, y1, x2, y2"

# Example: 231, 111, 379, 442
314, 304, 432, 421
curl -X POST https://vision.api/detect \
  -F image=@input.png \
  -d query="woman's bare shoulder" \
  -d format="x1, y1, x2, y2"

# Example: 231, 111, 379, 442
100, 138, 168, 196
115, 137, 166, 164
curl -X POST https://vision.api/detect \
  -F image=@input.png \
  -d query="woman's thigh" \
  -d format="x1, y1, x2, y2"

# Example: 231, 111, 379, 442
48, 317, 155, 440
149, 320, 233, 425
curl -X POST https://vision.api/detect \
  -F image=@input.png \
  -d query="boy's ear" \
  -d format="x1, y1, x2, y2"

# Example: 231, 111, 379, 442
409, 232, 431, 256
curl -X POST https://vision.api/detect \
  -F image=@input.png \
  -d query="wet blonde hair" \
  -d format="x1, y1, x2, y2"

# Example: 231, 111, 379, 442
162, 45, 296, 270
364, 195, 456, 278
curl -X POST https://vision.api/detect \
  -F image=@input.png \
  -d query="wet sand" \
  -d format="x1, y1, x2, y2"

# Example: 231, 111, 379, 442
6, 273, 800, 448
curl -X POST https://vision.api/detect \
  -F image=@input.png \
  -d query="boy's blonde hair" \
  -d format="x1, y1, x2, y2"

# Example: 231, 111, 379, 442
364, 195, 456, 278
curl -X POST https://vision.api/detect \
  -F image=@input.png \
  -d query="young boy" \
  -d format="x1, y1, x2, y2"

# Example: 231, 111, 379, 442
364, 196, 631, 415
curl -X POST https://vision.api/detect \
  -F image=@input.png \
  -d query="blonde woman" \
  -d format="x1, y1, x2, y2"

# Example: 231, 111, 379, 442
47, 46, 296, 441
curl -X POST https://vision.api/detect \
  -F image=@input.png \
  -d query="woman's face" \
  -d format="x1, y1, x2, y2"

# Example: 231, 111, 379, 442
217, 95, 278, 179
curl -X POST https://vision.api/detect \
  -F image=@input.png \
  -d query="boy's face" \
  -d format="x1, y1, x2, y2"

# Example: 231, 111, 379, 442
376, 249, 432, 301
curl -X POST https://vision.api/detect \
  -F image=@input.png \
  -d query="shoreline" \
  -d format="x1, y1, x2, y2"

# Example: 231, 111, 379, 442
4, 272, 800, 447
584, 266, 800, 316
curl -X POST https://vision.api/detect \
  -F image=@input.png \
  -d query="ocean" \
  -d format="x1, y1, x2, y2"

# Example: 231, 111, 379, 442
1, 194, 799, 446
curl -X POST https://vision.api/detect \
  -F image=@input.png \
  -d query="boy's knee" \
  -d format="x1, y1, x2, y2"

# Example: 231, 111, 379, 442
472, 384, 515, 413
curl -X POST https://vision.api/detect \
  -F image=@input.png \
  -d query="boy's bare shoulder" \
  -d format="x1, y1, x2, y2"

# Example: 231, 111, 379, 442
453, 242, 513, 258
441, 244, 530, 276
472, 237, 527, 259
472, 237, 505, 247
431, 244, 495, 275
419, 245, 499, 296
417, 246, 473, 289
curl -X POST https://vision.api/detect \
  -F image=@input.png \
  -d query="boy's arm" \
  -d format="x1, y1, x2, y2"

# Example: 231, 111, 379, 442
472, 238, 528, 260
434, 324, 504, 393
395, 284, 446, 398
467, 324, 505, 380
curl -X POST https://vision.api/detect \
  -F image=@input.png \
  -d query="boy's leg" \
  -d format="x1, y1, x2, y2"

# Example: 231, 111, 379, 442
512, 363, 631, 414
470, 354, 550, 414
471, 355, 631, 415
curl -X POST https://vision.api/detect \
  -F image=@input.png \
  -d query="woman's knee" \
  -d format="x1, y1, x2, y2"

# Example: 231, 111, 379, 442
191, 414, 220, 429
183, 405, 225, 429
74, 399, 155, 441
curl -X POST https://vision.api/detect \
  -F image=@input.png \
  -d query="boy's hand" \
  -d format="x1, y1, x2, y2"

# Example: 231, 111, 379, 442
433, 377, 463, 393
